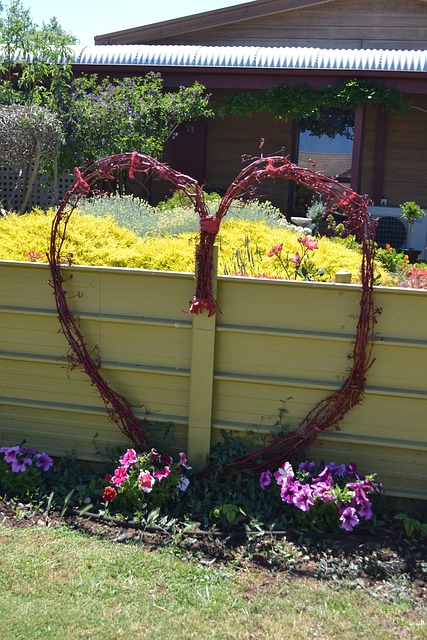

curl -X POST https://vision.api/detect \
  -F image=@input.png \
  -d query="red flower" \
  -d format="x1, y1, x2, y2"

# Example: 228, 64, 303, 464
299, 236, 318, 251
268, 244, 283, 257
103, 486, 117, 503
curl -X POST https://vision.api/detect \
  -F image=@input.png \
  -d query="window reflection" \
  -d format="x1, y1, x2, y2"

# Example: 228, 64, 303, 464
294, 113, 354, 215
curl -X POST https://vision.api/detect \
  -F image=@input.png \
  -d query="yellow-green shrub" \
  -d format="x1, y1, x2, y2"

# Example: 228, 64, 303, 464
0, 208, 376, 282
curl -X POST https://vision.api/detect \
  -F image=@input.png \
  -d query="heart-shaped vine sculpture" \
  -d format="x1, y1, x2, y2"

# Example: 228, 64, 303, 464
48, 151, 380, 475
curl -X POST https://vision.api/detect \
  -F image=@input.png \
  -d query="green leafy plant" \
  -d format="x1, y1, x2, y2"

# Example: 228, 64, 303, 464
376, 243, 409, 273
399, 201, 426, 249
394, 513, 427, 537
58, 73, 213, 171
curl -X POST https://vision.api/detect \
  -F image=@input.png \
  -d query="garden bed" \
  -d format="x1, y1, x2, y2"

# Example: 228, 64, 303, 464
1, 497, 426, 604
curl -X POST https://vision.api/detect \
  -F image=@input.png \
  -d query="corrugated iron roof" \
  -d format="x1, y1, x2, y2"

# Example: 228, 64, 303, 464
70, 44, 427, 72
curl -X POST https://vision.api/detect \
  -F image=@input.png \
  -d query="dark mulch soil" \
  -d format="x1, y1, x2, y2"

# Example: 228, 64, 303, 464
1, 498, 426, 604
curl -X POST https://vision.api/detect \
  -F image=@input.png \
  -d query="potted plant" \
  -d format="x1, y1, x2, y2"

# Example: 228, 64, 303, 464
399, 201, 426, 262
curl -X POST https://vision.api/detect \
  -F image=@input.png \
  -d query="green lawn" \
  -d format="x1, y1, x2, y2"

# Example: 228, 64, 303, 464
0, 525, 425, 640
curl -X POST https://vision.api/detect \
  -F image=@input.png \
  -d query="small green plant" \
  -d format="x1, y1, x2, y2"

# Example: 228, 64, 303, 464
393, 513, 427, 538
376, 243, 409, 273
211, 503, 246, 526
306, 196, 326, 222
399, 201, 426, 249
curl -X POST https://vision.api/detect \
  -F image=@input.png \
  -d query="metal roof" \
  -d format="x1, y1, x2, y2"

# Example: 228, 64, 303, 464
70, 44, 427, 72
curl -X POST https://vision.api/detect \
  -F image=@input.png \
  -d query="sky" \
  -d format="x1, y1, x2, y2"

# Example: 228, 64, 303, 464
25, 0, 252, 45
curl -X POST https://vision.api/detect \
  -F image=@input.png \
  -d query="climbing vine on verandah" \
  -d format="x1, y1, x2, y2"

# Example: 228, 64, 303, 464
219, 78, 409, 138
49, 151, 380, 476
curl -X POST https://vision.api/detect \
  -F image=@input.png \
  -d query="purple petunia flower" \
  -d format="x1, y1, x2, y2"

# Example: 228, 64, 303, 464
357, 499, 373, 520
292, 484, 315, 512
11, 456, 32, 473
327, 461, 347, 477
260, 470, 272, 489
280, 481, 299, 505
298, 460, 316, 475
177, 475, 190, 492
339, 506, 360, 531
35, 452, 54, 472
311, 481, 334, 502
2, 446, 20, 463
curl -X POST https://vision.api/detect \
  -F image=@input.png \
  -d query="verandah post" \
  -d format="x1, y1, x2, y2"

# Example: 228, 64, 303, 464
187, 246, 218, 469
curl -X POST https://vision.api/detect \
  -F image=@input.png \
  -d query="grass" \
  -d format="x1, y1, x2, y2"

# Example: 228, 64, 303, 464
0, 525, 425, 640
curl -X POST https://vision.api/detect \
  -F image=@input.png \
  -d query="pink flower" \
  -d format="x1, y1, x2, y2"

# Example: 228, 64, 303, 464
290, 251, 302, 265
268, 244, 283, 257
260, 470, 272, 489
153, 466, 171, 481
299, 236, 318, 251
24, 250, 42, 262
120, 448, 137, 468
179, 452, 191, 470
139, 470, 155, 493
111, 465, 129, 486
274, 462, 294, 486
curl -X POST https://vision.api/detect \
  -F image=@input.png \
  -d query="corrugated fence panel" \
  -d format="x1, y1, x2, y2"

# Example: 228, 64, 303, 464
0, 261, 426, 499
0, 262, 195, 459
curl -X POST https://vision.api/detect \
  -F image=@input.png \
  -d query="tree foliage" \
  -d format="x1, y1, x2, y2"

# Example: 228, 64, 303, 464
0, 0, 76, 107
57, 73, 214, 170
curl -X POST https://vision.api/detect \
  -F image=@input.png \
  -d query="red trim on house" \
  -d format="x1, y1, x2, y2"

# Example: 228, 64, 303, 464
351, 105, 365, 194
72, 64, 427, 95
372, 110, 388, 206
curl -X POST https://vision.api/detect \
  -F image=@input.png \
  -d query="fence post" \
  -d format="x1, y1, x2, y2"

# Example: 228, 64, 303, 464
187, 246, 218, 469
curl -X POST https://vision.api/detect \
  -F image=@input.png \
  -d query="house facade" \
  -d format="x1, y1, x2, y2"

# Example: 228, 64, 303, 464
74, 0, 427, 251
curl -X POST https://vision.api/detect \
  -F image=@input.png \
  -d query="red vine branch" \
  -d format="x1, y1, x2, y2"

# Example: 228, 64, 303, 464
48, 153, 209, 451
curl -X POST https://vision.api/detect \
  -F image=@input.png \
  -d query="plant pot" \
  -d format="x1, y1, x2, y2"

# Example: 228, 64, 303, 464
405, 249, 420, 264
